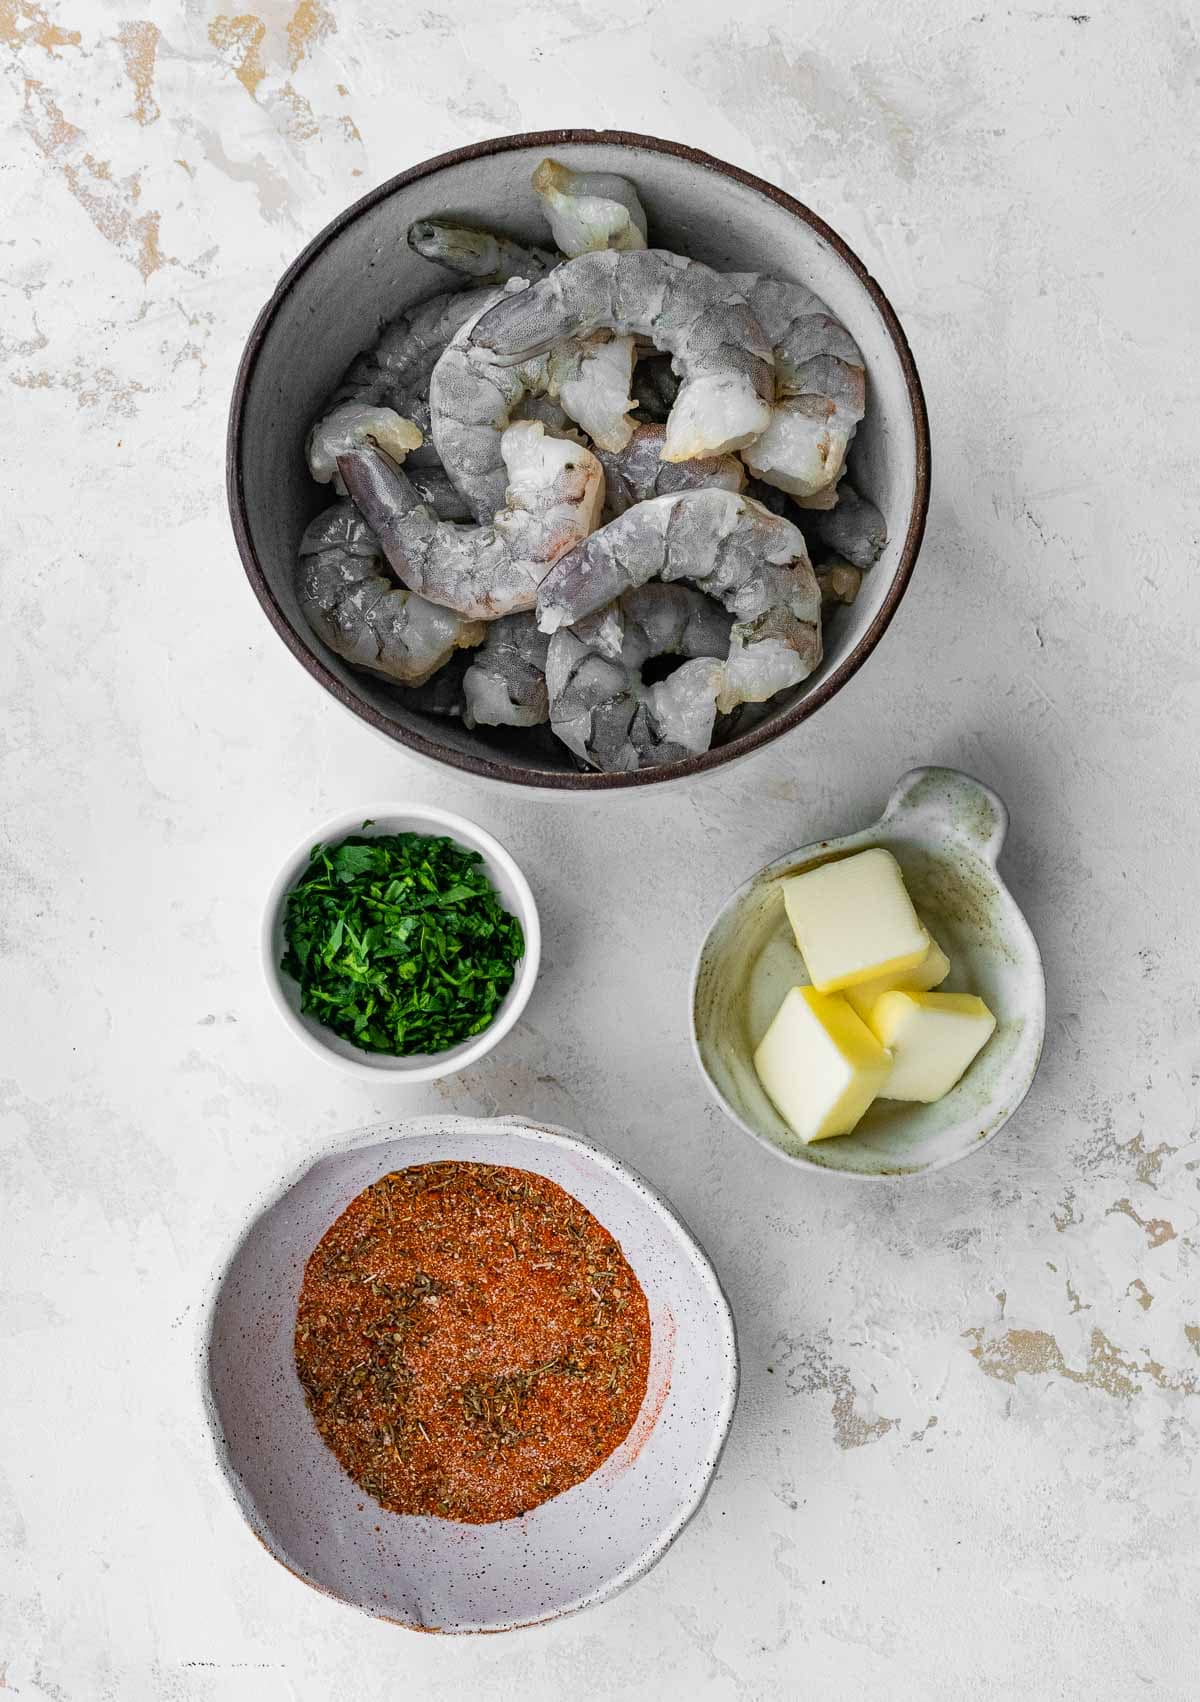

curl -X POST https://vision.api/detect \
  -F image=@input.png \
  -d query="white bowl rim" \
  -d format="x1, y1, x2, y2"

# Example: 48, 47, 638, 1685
261, 803, 541, 1083
688, 767, 1047, 1181
199, 1114, 741, 1631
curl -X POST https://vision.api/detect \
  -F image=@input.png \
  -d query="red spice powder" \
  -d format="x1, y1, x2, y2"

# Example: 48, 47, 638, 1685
294, 1161, 651, 1524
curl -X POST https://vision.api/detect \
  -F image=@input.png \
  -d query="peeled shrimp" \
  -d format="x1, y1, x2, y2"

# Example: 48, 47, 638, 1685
536, 488, 820, 641
595, 423, 745, 516
431, 285, 636, 522
725, 273, 866, 504
298, 501, 484, 687
467, 251, 775, 464
336, 419, 605, 621
407, 218, 556, 284
531, 158, 647, 257
462, 612, 551, 728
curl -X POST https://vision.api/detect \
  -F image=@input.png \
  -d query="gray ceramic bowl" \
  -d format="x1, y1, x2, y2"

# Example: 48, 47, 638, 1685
203, 1117, 738, 1632
691, 769, 1046, 1178
228, 129, 930, 792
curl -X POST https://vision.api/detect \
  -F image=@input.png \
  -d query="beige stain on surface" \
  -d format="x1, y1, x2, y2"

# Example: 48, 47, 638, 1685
1107, 1196, 1177, 1249
965, 1325, 1199, 1401
1123, 1134, 1176, 1188
276, 80, 318, 139
117, 20, 160, 126
11, 363, 148, 414
772, 1332, 899, 1450
20, 80, 166, 279
286, 0, 334, 68
0, 0, 80, 55
208, 12, 267, 97
1128, 1279, 1153, 1311
208, 3, 344, 144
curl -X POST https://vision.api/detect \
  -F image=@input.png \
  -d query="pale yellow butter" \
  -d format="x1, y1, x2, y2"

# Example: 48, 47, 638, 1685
867, 991, 997, 1103
781, 847, 929, 993
843, 937, 951, 1023
753, 985, 893, 1144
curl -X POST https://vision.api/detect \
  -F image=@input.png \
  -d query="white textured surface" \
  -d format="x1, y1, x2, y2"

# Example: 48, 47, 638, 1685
2, 2, 1198, 1697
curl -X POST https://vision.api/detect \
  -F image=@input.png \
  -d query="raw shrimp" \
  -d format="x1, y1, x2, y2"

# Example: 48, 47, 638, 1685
806, 482, 887, 568
306, 401, 424, 486
545, 580, 819, 773
594, 423, 744, 516
535, 488, 821, 643
407, 218, 557, 283
572, 582, 733, 671
467, 251, 775, 463
307, 288, 493, 490
431, 285, 636, 521
462, 612, 551, 728
546, 625, 819, 772
297, 502, 484, 687
545, 634, 719, 772
726, 273, 866, 504
545, 585, 728, 772
531, 158, 647, 257
404, 465, 474, 522
307, 405, 474, 519
336, 419, 605, 621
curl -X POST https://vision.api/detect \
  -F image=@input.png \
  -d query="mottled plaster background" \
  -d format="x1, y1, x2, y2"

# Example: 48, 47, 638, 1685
2, 2, 1198, 1697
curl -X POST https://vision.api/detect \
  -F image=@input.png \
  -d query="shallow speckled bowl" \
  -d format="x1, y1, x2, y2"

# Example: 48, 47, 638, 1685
691, 769, 1046, 1178
203, 1117, 738, 1632
228, 128, 929, 792
261, 803, 540, 1084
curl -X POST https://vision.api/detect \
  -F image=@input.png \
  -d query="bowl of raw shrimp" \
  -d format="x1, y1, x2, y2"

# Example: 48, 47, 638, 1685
228, 130, 930, 792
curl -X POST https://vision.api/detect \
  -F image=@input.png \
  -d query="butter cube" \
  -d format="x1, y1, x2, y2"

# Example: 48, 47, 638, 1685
867, 991, 997, 1103
843, 937, 951, 1023
782, 848, 929, 993
753, 985, 893, 1144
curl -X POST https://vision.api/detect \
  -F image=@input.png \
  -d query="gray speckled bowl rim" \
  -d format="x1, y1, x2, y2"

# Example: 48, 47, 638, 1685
226, 127, 931, 792
199, 1115, 740, 1632
688, 768, 1047, 1180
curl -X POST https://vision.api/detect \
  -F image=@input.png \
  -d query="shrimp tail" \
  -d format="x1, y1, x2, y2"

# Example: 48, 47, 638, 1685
336, 445, 428, 578
338, 423, 605, 622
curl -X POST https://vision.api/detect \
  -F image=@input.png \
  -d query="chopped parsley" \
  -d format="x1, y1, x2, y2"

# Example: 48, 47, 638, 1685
281, 830, 525, 1056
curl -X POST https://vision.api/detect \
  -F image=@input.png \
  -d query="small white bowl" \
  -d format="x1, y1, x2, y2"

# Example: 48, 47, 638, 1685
202, 1116, 738, 1632
691, 768, 1046, 1179
261, 804, 540, 1083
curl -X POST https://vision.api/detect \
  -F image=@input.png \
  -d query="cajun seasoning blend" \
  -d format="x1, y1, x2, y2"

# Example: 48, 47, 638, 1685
294, 1162, 652, 1524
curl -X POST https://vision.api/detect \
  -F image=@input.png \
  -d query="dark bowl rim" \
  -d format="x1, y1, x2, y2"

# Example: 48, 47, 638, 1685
227, 127, 931, 792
